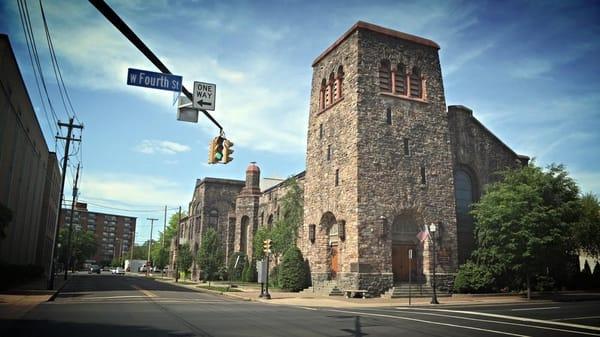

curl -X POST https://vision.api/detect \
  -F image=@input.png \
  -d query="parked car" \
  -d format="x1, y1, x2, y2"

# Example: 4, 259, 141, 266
88, 265, 101, 274
112, 267, 125, 275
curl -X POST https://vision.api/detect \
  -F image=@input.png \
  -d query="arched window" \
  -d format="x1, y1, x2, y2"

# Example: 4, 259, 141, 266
329, 72, 336, 104
267, 214, 273, 228
396, 64, 407, 95
260, 212, 264, 227
379, 60, 391, 92
240, 216, 249, 253
392, 213, 420, 243
455, 169, 477, 264
336, 66, 344, 99
409, 67, 422, 98
208, 209, 218, 229
320, 79, 326, 110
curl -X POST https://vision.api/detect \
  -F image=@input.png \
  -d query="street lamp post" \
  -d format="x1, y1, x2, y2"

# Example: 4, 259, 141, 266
429, 223, 439, 305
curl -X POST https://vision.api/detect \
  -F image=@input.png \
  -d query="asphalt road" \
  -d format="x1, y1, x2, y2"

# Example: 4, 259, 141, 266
2, 273, 599, 337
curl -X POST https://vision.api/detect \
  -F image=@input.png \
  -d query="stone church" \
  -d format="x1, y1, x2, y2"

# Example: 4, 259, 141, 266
174, 21, 528, 295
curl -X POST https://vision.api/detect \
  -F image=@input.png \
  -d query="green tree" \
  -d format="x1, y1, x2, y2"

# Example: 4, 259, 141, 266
470, 163, 581, 298
271, 178, 303, 261
0, 202, 12, 239
59, 228, 97, 270
278, 247, 307, 291
177, 243, 193, 279
571, 193, 600, 256
150, 211, 188, 267
197, 228, 224, 286
252, 226, 271, 261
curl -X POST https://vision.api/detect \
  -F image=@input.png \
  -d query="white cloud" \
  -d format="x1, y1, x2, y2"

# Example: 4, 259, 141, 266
80, 172, 189, 208
134, 140, 191, 155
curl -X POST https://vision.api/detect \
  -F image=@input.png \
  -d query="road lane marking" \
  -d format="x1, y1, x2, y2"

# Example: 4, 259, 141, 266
325, 309, 530, 337
76, 295, 148, 300
299, 306, 318, 311
554, 316, 600, 322
511, 306, 560, 311
400, 308, 600, 332
131, 284, 157, 298
377, 308, 600, 336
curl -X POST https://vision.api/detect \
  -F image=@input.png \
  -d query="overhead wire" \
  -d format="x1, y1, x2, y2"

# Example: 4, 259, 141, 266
38, 0, 81, 123
16, 0, 58, 137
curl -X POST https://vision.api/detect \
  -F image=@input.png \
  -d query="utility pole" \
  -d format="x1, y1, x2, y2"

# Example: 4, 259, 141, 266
130, 230, 135, 261
47, 118, 83, 290
64, 163, 80, 280
146, 217, 158, 276
175, 206, 181, 282
162, 206, 167, 248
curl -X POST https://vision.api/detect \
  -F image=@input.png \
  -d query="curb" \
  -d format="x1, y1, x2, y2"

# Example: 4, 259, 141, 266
152, 278, 255, 301
47, 276, 72, 302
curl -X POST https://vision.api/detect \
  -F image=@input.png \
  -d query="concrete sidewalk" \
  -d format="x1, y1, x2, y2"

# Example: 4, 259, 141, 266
150, 277, 542, 308
0, 274, 69, 320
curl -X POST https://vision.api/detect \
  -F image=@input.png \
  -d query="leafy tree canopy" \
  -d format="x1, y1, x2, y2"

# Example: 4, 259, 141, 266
470, 163, 581, 294
197, 228, 224, 284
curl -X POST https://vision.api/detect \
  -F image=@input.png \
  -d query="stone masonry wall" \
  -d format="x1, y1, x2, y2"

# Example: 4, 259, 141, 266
354, 28, 458, 292
302, 29, 360, 285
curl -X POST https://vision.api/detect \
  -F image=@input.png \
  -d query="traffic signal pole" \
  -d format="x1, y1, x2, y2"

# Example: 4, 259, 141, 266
88, 0, 223, 132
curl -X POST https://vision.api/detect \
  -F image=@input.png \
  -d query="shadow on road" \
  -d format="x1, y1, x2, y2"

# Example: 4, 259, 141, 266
59, 275, 197, 294
0, 319, 196, 337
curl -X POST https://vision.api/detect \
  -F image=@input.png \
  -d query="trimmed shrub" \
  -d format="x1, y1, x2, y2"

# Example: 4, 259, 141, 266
453, 261, 494, 293
278, 247, 307, 292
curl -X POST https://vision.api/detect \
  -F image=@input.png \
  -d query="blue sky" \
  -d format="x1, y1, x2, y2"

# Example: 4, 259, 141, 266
1, 0, 599, 244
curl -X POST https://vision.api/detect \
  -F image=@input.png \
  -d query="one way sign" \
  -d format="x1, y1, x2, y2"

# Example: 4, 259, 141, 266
193, 81, 216, 111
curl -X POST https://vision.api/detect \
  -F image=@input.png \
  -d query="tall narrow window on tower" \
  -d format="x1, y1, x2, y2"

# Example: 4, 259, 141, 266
325, 77, 331, 107
330, 72, 337, 102
337, 66, 344, 98
335, 169, 340, 186
403, 138, 410, 156
327, 145, 332, 161
386, 107, 392, 125
319, 123, 323, 139
410, 67, 422, 98
396, 63, 407, 95
420, 165, 426, 185
379, 60, 391, 92
320, 79, 326, 110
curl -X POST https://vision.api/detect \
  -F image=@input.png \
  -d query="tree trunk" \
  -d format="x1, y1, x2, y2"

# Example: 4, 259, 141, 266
526, 273, 531, 300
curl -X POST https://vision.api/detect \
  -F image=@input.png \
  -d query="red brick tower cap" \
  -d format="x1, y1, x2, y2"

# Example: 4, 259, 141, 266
246, 162, 260, 173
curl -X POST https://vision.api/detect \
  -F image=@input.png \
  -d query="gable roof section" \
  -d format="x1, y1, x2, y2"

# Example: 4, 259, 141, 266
312, 21, 440, 66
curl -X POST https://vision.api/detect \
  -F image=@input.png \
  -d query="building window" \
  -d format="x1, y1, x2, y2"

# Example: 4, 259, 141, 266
420, 166, 426, 185
319, 123, 323, 139
320, 79, 327, 110
395, 63, 407, 95
336, 66, 344, 99
260, 212, 264, 226
335, 169, 340, 186
403, 138, 410, 156
267, 214, 273, 228
208, 210, 218, 228
379, 60, 391, 92
386, 107, 392, 125
327, 145, 332, 161
410, 67, 422, 98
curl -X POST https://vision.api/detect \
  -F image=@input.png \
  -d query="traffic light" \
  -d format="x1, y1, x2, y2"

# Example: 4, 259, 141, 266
223, 139, 234, 164
208, 136, 224, 164
263, 239, 272, 254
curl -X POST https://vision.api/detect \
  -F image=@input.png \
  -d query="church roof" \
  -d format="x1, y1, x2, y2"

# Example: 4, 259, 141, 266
312, 21, 440, 66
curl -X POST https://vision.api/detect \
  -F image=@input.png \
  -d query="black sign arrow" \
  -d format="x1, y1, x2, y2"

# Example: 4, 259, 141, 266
196, 99, 211, 107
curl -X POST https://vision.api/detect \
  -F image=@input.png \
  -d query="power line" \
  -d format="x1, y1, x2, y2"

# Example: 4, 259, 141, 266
38, 0, 81, 123
63, 199, 179, 213
16, 0, 58, 137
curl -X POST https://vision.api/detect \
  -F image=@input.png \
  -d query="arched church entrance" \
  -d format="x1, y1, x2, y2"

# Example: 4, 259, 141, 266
319, 212, 339, 280
391, 213, 421, 283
